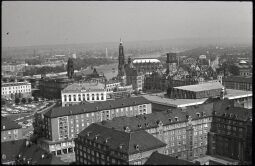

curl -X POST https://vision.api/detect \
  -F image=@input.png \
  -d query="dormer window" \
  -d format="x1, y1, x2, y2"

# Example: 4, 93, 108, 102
95, 134, 100, 140
105, 137, 111, 143
196, 113, 200, 118
134, 144, 139, 151
87, 131, 92, 137
138, 124, 142, 128
169, 118, 172, 122
203, 112, 206, 117
175, 117, 178, 122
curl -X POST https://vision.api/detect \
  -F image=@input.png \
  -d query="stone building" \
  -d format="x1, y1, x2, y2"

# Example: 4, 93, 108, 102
1, 81, 32, 100
222, 76, 252, 91
1, 116, 23, 142
36, 96, 152, 162
74, 123, 166, 165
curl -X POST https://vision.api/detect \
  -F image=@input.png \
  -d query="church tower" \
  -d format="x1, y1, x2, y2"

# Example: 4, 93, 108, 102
67, 58, 74, 79
118, 39, 125, 77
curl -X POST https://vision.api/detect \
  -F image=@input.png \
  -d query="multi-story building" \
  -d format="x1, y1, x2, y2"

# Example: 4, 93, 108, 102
222, 76, 252, 91
234, 60, 252, 76
98, 99, 252, 164
105, 80, 121, 92
167, 82, 224, 99
74, 123, 167, 165
108, 84, 133, 100
61, 82, 107, 107
1, 81, 32, 100
1, 116, 23, 142
39, 76, 74, 99
208, 107, 252, 164
36, 96, 152, 162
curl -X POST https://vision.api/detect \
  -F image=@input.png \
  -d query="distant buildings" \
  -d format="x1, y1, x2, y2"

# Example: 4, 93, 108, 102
36, 96, 151, 162
222, 76, 252, 91
61, 81, 107, 107
132, 58, 163, 75
1, 116, 23, 142
1, 81, 31, 100
74, 123, 166, 165
234, 60, 252, 76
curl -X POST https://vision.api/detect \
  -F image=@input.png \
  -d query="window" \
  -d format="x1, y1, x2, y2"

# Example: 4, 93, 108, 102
101, 93, 104, 100
92, 94, 95, 100
73, 95, 76, 101
171, 142, 175, 146
96, 94, 99, 100
87, 94, 90, 100
78, 94, 81, 101
83, 94, 85, 101
64, 95, 67, 101
69, 95, 71, 101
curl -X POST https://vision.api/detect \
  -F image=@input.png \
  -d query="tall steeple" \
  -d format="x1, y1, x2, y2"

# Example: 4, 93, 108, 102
118, 38, 125, 77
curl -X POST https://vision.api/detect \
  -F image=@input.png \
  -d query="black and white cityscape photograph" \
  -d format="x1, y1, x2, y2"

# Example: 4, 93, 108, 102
1, 1, 252, 165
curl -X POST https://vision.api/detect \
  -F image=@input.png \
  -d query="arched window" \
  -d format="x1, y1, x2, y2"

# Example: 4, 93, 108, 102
64, 95, 67, 102
101, 93, 104, 100
96, 94, 99, 100
78, 94, 81, 101
73, 95, 76, 101
92, 94, 95, 100
69, 95, 71, 101
83, 94, 85, 101
87, 94, 90, 100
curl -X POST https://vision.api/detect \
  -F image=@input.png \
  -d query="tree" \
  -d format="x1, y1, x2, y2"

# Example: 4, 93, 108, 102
1, 98, 6, 106
15, 98, 20, 104
28, 98, 33, 103
21, 98, 27, 104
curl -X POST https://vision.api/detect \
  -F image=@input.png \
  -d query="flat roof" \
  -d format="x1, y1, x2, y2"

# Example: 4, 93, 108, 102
133, 58, 160, 64
143, 94, 208, 108
173, 82, 223, 92
225, 89, 252, 99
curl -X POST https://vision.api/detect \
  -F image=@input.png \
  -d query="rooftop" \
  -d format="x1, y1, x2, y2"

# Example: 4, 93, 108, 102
77, 123, 166, 155
62, 82, 105, 93
224, 89, 252, 99
1, 139, 26, 164
173, 82, 224, 92
97, 102, 216, 132
145, 151, 195, 165
143, 94, 208, 108
44, 96, 150, 118
1, 116, 22, 131
223, 76, 252, 84
2, 82, 31, 87
133, 58, 160, 64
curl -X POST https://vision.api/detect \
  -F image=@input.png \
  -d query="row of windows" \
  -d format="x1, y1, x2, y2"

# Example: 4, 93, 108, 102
2, 85, 30, 91
64, 93, 105, 102
2, 89, 31, 94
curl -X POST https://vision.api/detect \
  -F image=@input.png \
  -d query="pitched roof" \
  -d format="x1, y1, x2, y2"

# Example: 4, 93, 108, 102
1, 139, 26, 164
223, 76, 252, 84
173, 82, 224, 92
97, 100, 231, 132
78, 123, 166, 155
145, 151, 195, 165
62, 82, 105, 93
44, 96, 150, 118
1, 116, 22, 131
17, 143, 67, 165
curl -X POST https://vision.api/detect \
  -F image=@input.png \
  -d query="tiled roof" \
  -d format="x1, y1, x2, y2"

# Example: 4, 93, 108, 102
173, 82, 224, 92
97, 100, 236, 132
1, 116, 22, 131
19, 143, 67, 165
223, 76, 252, 84
1, 139, 26, 164
78, 123, 166, 155
145, 151, 195, 165
44, 96, 150, 118
62, 82, 105, 93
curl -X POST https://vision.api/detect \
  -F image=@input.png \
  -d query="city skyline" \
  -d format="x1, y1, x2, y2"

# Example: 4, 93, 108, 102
2, 1, 252, 47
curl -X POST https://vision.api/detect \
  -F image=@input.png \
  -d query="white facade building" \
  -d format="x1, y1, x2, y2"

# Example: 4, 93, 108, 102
1, 82, 32, 99
61, 82, 107, 107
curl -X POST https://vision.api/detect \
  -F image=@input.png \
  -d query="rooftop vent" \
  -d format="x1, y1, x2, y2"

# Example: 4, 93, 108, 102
196, 113, 200, 117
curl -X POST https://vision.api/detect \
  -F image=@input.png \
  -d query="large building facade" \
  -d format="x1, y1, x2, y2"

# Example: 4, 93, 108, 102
36, 97, 152, 162
98, 99, 252, 163
74, 123, 166, 165
1, 81, 32, 100
61, 82, 107, 107
222, 76, 252, 91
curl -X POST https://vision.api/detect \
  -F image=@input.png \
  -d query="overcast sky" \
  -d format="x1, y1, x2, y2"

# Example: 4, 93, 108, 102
2, 1, 252, 47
